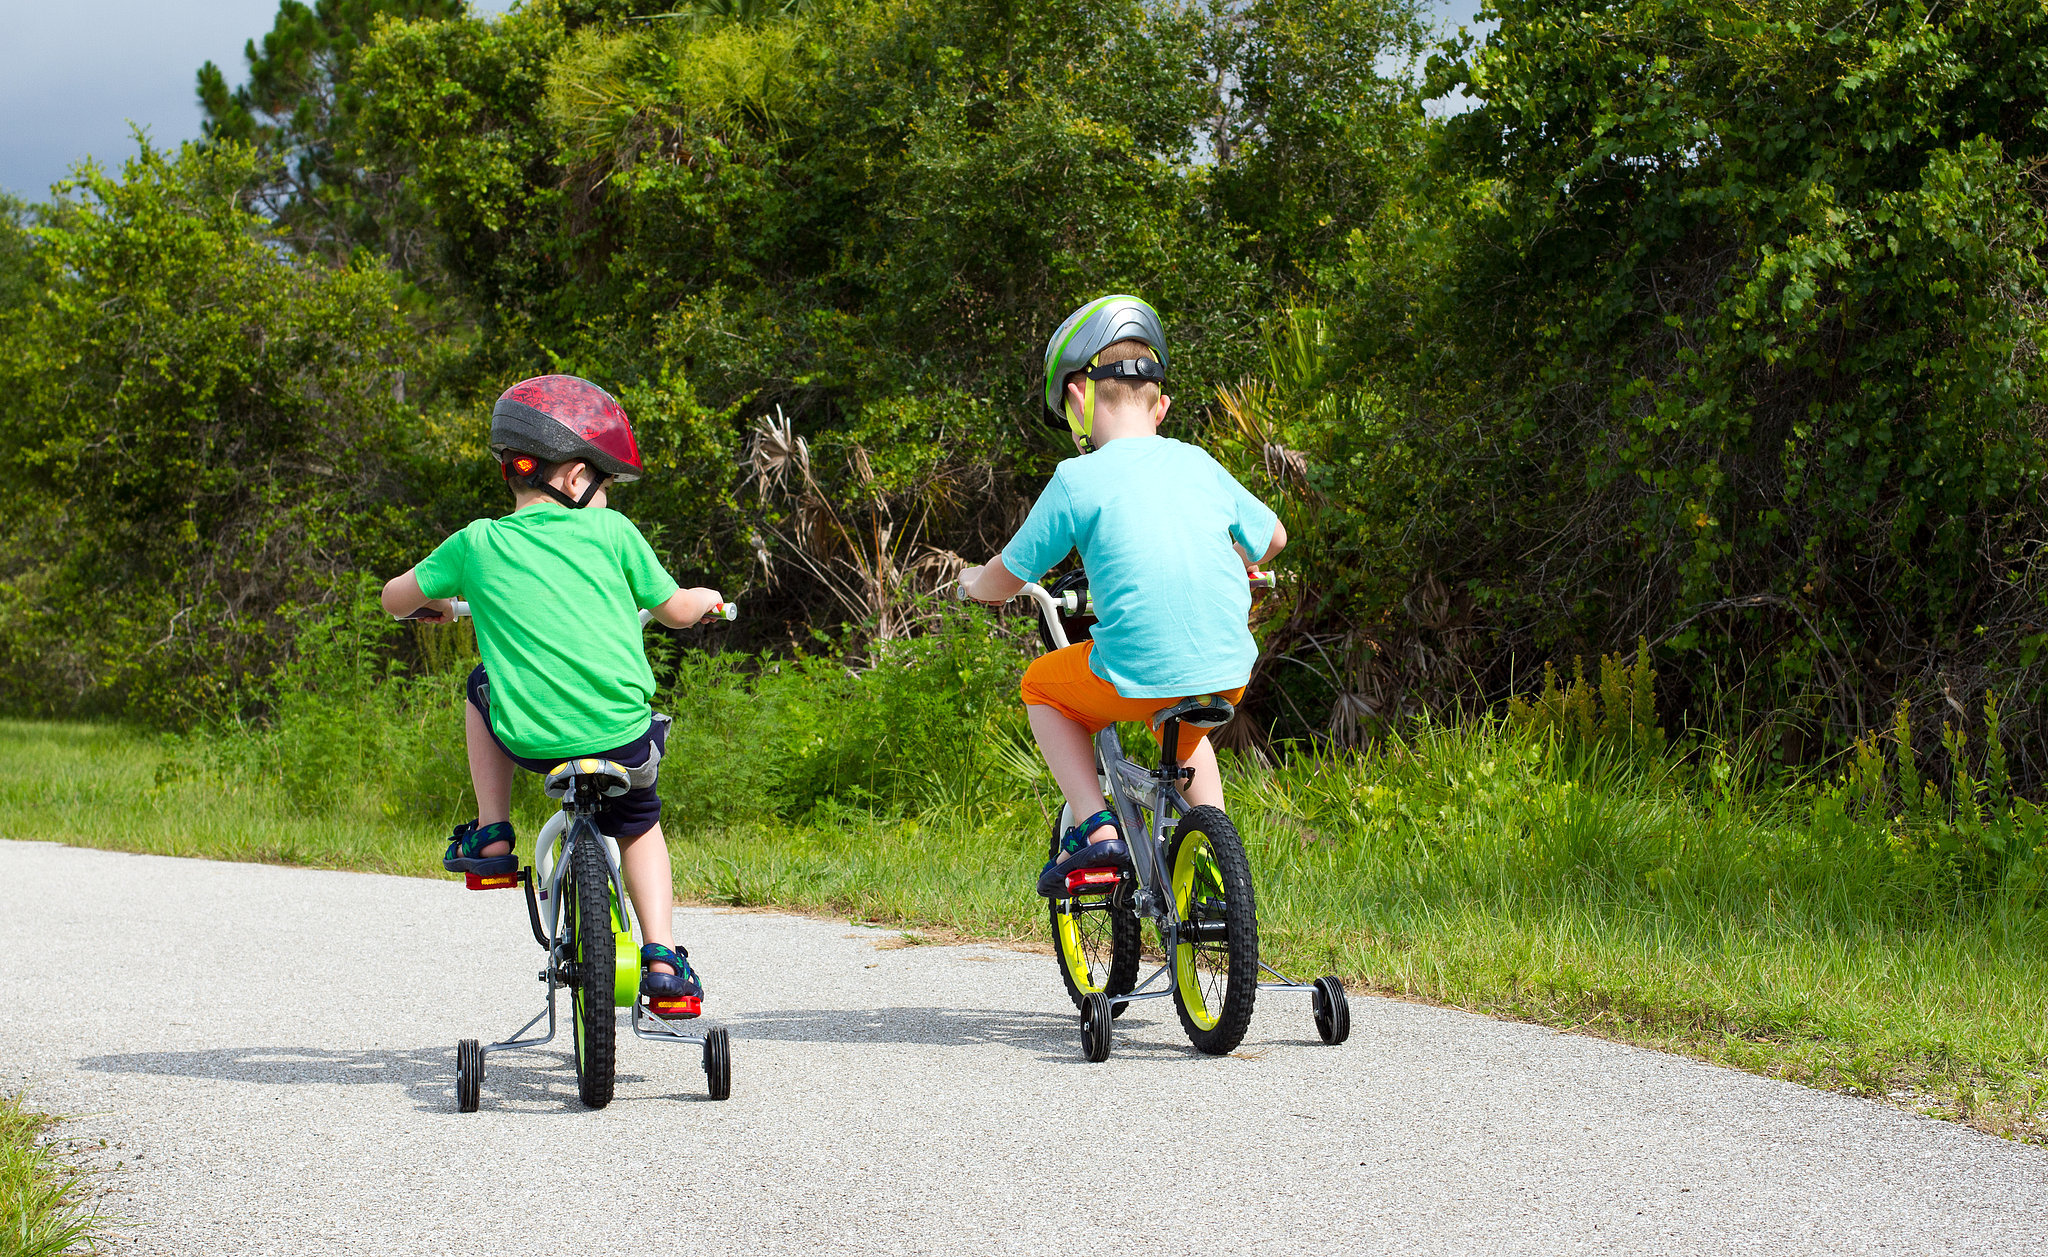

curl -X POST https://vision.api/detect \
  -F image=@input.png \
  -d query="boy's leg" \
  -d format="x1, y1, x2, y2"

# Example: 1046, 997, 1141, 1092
1179, 737, 1224, 811
464, 699, 516, 856
619, 822, 679, 976
1027, 703, 1118, 845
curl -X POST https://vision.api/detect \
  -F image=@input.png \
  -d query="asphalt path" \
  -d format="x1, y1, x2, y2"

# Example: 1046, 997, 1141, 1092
4, 838, 2047, 1255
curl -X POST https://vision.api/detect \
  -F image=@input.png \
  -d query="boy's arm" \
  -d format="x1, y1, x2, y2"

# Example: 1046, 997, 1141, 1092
380, 568, 454, 621
649, 586, 727, 628
1235, 519, 1287, 567
960, 559, 1027, 605
966, 473, 1072, 604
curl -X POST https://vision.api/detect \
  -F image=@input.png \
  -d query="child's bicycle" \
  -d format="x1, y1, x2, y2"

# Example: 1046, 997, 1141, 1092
429, 599, 738, 1111
962, 571, 1351, 1061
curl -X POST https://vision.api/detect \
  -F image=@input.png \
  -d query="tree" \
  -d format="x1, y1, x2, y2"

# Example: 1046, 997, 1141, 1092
197, 0, 463, 265
0, 142, 428, 720
1357, 0, 2048, 755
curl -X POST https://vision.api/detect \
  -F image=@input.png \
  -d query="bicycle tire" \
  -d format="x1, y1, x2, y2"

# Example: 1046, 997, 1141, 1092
1048, 807, 1140, 1014
567, 824, 617, 1109
1167, 806, 1258, 1054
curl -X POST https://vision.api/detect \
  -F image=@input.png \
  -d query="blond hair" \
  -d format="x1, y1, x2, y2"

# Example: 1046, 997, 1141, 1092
1063, 338, 1162, 410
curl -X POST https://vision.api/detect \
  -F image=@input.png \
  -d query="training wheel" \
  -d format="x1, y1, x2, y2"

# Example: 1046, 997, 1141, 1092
1081, 991, 1113, 1062
703, 1026, 732, 1101
456, 1038, 483, 1112
1311, 976, 1351, 1046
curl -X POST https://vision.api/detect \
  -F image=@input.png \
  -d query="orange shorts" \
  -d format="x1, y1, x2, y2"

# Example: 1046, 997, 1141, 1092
1019, 642, 1246, 760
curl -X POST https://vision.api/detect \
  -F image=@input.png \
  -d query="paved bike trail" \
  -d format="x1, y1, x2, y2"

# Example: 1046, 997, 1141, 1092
3, 838, 2046, 1255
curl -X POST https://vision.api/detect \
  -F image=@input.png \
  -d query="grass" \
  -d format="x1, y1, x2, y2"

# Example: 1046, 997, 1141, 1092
1, 1093, 102, 1257
5, 713, 2046, 1143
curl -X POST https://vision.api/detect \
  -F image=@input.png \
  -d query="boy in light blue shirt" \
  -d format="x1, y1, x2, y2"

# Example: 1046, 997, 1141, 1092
961, 296, 1287, 894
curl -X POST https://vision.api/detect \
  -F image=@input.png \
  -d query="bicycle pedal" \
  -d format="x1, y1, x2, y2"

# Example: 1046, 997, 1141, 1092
464, 871, 521, 891
645, 996, 701, 1019
1064, 868, 1124, 894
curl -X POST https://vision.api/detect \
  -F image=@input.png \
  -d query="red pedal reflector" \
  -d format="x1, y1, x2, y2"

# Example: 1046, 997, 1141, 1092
1065, 868, 1122, 893
647, 996, 701, 1019
464, 872, 520, 891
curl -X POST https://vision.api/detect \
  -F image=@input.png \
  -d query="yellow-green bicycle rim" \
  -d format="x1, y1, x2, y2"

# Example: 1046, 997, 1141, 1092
1054, 901, 1108, 994
1172, 832, 1225, 1031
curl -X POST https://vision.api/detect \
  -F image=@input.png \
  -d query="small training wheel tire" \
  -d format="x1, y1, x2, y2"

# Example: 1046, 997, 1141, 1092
1081, 992, 1113, 1062
456, 1038, 483, 1112
703, 1027, 732, 1101
1312, 976, 1351, 1046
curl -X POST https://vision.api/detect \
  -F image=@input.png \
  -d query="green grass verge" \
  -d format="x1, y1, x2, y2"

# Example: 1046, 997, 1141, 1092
1, 1093, 102, 1257
6, 717, 2046, 1142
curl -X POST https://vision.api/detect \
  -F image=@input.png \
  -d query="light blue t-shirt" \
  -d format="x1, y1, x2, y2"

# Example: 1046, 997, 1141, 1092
1001, 436, 1278, 699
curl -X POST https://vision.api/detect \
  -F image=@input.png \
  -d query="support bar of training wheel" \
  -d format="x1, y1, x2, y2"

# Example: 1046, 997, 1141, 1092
480, 987, 557, 1057
1255, 959, 1317, 992
631, 1002, 712, 1046
519, 867, 549, 949
1104, 962, 1176, 1004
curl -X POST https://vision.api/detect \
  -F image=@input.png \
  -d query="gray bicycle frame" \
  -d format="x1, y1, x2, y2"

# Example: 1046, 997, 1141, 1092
1016, 584, 1194, 1003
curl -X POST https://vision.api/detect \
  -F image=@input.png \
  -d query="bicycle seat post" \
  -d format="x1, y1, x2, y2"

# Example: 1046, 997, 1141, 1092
1156, 716, 1185, 784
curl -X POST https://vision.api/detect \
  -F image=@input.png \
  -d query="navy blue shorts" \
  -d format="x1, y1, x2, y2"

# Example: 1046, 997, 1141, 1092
465, 664, 667, 839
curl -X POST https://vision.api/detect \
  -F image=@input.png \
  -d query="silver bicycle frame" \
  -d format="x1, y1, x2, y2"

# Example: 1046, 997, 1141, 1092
1017, 583, 1192, 1003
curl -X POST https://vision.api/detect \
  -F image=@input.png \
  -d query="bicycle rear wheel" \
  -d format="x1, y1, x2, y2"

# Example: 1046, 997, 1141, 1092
1048, 807, 1139, 1014
567, 825, 617, 1109
1167, 806, 1258, 1054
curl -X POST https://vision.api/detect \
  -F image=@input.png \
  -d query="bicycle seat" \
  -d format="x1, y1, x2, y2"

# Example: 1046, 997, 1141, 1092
1153, 694, 1236, 729
543, 758, 634, 800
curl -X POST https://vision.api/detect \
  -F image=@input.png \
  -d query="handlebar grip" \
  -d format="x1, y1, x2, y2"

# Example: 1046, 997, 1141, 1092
712, 601, 739, 621
954, 584, 973, 602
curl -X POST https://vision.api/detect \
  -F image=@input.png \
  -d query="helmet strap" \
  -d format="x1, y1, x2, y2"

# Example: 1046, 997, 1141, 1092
1069, 354, 1101, 453
540, 468, 610, 509
505, 455, 608, 508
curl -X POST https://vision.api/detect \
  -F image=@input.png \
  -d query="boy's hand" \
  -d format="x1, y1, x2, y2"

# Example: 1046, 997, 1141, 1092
959, 563, 1025, 606
402, 598, 457, 622
652, 586, 728, 629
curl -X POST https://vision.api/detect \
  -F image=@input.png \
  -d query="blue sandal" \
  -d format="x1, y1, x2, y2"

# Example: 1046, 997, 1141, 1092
641, 944, 704, 1016
1036, 809, 1131, 897
443, 819, 517, 876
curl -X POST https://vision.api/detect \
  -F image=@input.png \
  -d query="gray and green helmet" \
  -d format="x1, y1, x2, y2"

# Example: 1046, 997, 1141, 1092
1041, 295, 1169, 447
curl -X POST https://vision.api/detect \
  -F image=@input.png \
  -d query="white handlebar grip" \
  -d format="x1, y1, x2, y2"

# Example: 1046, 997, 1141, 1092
715, 601, 739, 621
955, 583, 973, 602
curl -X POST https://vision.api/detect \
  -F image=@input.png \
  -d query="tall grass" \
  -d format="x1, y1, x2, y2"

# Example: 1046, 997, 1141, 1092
5, 595, 2046, 1138
1, 1094, 102, 1257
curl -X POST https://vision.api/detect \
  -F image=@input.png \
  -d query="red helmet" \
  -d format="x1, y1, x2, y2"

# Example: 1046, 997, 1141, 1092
489, 375, 644, 484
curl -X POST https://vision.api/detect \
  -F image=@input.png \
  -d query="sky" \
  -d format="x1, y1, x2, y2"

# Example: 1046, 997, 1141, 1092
0, 1, 1485, 202
0, 0, 516, 200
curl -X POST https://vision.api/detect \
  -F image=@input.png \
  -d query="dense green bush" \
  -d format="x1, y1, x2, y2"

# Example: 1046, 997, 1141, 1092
6, 0, 2047, 788
1330, 0, 2048, 756
0, 142, 429, 722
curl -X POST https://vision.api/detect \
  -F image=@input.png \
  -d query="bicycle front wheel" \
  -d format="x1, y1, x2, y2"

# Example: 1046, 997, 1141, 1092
1168, 806, 1258, 1054
567, 825, 617, 1109
1048, 808, 1139, 1013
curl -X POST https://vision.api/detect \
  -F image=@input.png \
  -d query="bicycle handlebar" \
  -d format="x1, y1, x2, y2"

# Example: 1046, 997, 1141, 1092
956, 569, 1276, 653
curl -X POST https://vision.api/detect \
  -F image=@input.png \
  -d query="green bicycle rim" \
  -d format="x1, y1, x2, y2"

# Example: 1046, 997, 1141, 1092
1172, 832, 1223, 1031
1054, 902, 1106, 994
570, 875, 588, 1072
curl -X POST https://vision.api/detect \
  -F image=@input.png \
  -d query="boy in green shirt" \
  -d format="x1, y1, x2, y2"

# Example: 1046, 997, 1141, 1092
380, 375, 726, 1011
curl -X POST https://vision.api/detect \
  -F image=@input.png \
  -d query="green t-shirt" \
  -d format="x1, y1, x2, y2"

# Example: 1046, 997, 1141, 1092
413, 503, 681, 759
